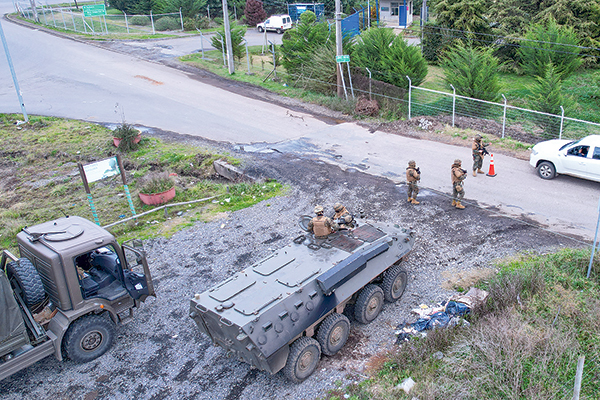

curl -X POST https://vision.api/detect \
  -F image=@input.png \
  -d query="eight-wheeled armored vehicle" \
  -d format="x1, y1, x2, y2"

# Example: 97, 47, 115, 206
189, 219, 415, 382
0, 216, 154, 381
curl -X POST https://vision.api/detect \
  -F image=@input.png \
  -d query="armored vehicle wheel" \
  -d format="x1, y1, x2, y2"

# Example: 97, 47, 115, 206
354, 284, 384, 324
381, 263, 408, 302
283, 337, 321, 383
6, 258, 46, 309
316, 313, 350, 356
63, 314, 115, 363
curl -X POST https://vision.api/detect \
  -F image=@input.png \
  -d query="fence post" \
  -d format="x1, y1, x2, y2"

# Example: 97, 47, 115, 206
215, 32, 226, 67
49, 6, 56, 27
103, 15, 108, 34
573, 356, 585, 400
406, 75, 412, 120
82, 14, 86, 33
40, 5, 47, 25
242, 38, 250, 74
150, 10, 155, 35
179, 7, 183, 31
501, 94, 507, 139
196, 29, 205, 59
123, 11, 129, 33
365, 67, 372, 101
70, 9, 76, 31
559, 105, 564, 140
450, 84, 456, 127
346, 63, 354, 99
62, 9, 67, 30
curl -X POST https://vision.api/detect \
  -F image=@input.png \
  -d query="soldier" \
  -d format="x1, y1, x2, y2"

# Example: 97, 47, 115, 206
332, 203, 356, 229
471, 134, 490, 177
307, 205, 336, 238
406, 160, 421, 205
451, 159, 467, 209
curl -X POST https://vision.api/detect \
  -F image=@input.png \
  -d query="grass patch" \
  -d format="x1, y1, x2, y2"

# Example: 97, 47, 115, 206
0, 114, 284, 253
338, 248, 600, 399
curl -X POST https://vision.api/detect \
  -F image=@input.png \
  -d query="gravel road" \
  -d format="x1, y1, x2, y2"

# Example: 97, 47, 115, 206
0, 137, 582, 400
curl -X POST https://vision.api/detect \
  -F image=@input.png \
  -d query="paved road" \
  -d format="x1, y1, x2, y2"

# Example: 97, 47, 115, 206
0, 3, 598, 240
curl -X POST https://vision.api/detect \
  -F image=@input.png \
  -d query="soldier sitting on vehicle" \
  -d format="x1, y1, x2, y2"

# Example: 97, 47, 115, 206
307, 205, 337, 239
332, 203, 356, 229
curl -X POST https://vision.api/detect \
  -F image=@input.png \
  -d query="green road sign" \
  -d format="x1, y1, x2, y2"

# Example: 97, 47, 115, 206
336, 55, 350, 63
83, 4, 106, 17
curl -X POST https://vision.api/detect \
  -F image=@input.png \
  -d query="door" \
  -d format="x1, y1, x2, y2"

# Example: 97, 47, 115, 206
587, 146, 600, 181
562, 144, 590, 177
398, 0, 407, 26
122, 240, 155, 300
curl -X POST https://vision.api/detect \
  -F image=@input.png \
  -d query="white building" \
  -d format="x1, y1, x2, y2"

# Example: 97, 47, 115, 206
378, 0, 414, 27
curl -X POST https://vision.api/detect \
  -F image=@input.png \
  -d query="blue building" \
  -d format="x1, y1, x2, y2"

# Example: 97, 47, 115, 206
287, 3, 325, 22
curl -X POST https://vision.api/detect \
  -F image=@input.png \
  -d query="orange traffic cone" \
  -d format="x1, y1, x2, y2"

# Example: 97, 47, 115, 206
487, 154, 497, 177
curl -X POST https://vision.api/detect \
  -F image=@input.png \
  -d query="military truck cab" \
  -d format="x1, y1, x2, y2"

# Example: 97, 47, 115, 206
1, 216, 154, 380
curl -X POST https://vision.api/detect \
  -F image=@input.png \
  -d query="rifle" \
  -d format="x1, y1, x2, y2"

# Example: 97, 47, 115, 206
481, 146, 490, 156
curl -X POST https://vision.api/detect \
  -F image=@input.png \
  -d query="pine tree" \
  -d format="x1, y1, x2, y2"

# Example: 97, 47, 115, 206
244, 0, 267, 27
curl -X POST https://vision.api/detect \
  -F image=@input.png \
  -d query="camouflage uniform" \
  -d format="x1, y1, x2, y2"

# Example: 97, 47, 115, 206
471, 135, 489, 176
451, 159, 467, 209
332, 203, 356, 229
406, 160, 421, 205
308, 205, 336, 238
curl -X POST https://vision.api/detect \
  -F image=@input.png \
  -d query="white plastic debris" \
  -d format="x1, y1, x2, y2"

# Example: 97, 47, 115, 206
398, 377, 415, 394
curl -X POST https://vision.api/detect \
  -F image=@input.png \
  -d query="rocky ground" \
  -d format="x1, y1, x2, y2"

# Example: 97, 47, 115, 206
0, 139, 581, 400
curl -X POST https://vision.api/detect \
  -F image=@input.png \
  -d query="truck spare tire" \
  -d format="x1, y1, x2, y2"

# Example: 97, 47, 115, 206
6, 258, 46, 309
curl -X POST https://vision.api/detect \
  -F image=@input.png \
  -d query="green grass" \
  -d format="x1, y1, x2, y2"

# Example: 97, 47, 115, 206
328, 248, 600, 400
0, 115, 285, 252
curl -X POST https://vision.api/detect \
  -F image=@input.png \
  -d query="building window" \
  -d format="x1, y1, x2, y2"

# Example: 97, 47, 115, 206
391, 2, 399, 16
381, 6, 389, 11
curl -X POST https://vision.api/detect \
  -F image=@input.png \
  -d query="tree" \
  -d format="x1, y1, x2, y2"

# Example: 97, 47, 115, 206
211, 22, 247, 61
441, 43, 501, 101
245, 0, 267, 27
352, 28, 428, 89
518, 19, 582, 80
535, 0, 600, 51
433, 0, 491, 46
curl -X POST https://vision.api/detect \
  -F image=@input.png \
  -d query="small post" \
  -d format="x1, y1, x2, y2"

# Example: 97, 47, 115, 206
270, 40, 276, 77
117, 155, 137, 220
103, 14, 108, 34
346, 62, 354, 99
78, 163, 100, 225
587, 196, 600, 279
573, 356, 585, 400
559, 105, 564, 140
242, 38, 250, 74
62, 9, 67, 30
196, 29, 205, 58
50, 6, 56, 27
450, 84, 456, 127
82, 13, 86, 33
0, 20, 28, 122
70, 9, 76, 31
215, 32, 226, 67
406, 75, 412, 120
338, 63, 348, 100
150, 10, 155, 35
41, 5, 47, 25
179, 7, 183, 31
501, 94, 507, 138
366, 67, 372, 101
207, 5, 210, 19
123, 11, 129, 33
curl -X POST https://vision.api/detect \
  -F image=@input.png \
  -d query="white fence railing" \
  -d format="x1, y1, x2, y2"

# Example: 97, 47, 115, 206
15, 1, 184, 35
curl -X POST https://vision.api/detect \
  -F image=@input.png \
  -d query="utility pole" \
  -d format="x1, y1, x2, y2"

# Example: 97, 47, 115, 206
222, 0, 235, 74
335, 0, 343, 97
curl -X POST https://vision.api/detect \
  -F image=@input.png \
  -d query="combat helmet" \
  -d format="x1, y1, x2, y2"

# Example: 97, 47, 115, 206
475, 134, 482, 140
454, 159, 462, 165
408, 160, 416, 167
314, 205, 324, 214
334, 203, 344, 212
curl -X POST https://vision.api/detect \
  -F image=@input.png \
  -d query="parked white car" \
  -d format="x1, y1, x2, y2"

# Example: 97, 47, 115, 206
257, 14, 292, 34
529, 135, 600, 182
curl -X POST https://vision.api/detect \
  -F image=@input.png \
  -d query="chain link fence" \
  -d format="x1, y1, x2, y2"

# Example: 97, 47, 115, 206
14, 1, 183, 35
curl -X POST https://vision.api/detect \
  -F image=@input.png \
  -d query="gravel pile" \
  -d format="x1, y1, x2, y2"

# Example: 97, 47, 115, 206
0, 150, 580, 400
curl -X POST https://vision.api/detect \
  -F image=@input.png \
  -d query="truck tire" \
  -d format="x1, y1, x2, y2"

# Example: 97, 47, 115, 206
354, 284, 384, 324
283, 337, 321, 383
381, 263, 408, 302
63, 314, 115, 363
316, 313, 350, 356
6, 258, 46, 309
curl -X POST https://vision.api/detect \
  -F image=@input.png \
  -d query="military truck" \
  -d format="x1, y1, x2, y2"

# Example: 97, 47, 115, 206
0, 216, 154, 381
189, 219, 415, 382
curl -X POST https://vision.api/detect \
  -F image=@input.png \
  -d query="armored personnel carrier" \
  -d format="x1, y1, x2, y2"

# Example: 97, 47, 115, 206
189, 219, 415, 382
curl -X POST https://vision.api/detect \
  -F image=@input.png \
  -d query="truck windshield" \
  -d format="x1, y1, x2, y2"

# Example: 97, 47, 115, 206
560, 140, 577, 151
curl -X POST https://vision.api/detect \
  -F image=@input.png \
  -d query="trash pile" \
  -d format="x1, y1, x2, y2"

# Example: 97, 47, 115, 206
395, 287, 489, 344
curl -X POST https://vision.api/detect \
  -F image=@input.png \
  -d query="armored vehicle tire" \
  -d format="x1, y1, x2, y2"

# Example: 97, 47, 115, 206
6, 258, 46, 309
354, 284, 384, 324
381, 264, 408, 303
63, 314, 115, 363
283, 337, 321, 383
316, 313, 350, 356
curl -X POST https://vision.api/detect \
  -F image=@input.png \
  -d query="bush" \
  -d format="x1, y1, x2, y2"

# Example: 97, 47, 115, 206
210, 22, 247, 61
183, 16, 210, 31
154, 16, 181, 31
113, 123, 140, 152
129, 15, 151, 26
138, 172, 175, 195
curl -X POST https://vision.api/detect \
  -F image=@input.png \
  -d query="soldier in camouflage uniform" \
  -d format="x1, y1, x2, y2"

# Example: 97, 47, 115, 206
332, 203, 356, 229
307, 205, 336, 238
451, 159, 467, 209
406, 160, 421, 205
472, 134, 490, 177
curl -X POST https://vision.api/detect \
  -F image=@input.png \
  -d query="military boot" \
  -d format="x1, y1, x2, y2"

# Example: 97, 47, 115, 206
407, 197, 412, 203
477, 169, 485, 174
455, 201, 465, 209
451, 200, 456, 206
411, 198, 420, 205
472, 170, 477, 177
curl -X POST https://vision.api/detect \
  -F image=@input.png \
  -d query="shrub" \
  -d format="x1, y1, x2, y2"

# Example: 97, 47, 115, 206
210, 22, 247, 61
129, 15, 151, 26
138, 172, 175, 195
113, 123, 140, 152
245, 0, 267, 27
154, 16, 181, 31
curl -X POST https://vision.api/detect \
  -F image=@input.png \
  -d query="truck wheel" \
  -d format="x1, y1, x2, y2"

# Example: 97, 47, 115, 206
537, 161, 556, 179
63, 314, 115, 363
283, 337, 321, 383
258, 26, 264, 32
354, 284, 384, 324
381, 263, 408, 302
276, 28, 283, 34
316, 313, 350, 356
6, 258, 46, 309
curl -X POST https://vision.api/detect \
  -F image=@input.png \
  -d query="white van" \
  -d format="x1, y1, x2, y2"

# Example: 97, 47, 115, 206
257, 14, 292, 34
